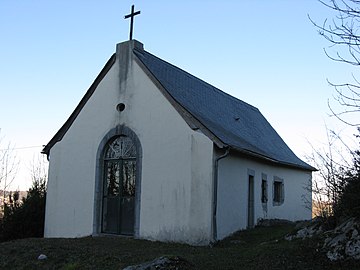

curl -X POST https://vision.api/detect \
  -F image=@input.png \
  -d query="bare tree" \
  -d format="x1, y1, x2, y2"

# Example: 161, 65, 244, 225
307, 128, 355, 217
310, 0, 360, 126
29, 154, 48, 186
0, 130, 19, 216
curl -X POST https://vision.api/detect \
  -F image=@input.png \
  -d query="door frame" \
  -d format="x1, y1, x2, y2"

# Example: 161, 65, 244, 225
93, 125, 142, 237
247, 169, 255, 229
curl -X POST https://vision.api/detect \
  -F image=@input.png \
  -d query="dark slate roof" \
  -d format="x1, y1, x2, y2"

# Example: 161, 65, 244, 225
134, 48, 315, 171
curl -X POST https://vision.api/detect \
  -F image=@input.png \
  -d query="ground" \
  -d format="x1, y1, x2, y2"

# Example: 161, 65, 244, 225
0, 225, 358, 269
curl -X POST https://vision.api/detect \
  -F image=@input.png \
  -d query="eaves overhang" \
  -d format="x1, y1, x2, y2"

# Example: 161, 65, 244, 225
227, 145, 317, 172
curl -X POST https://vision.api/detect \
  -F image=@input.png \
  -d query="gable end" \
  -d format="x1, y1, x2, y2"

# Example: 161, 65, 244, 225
42, 53, 116, 157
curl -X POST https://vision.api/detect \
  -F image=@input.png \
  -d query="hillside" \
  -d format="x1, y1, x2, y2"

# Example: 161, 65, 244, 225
0, 224, 358, 270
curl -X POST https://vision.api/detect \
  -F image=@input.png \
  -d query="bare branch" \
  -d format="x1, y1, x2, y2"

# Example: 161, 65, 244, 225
311, 1, 360, 125
306, 126, 356, 216
0, 130, 19, 215
328, 99, 360, 125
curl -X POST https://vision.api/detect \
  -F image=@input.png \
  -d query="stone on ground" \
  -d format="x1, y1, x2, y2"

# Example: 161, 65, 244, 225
285, 217, 360, 261
323, 218, 360, 261
122, 256, 193, 270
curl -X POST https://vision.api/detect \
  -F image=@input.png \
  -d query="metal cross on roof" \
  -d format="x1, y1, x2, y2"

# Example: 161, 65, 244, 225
124, 5, 141, 40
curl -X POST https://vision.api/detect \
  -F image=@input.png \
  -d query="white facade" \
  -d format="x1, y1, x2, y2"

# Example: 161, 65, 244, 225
44, 40, 312, 245
216, 153, 312, 240
45, 41, 214, 245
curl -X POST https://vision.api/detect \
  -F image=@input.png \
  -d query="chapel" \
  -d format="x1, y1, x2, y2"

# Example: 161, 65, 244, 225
42, 7, 314, 245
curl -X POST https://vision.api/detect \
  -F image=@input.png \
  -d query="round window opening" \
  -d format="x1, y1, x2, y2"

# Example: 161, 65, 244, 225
116, 103, 126, 112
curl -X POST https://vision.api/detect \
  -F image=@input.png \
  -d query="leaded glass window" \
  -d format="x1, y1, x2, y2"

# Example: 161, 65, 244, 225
105, 136, 136, 159
102, 135, 137, 235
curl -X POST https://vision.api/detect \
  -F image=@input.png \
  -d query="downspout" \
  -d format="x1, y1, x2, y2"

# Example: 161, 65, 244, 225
212, 146, 230, 243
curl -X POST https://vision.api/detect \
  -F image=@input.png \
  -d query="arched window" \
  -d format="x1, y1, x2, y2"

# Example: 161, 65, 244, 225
102, 135, 137, 235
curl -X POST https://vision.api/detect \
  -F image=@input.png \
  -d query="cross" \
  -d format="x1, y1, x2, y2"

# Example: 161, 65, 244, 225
124, 5, 141, 40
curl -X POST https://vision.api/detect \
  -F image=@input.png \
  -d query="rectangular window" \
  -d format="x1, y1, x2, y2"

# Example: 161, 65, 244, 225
273, 182, 282, 202
273, 177, 284, 205
261, 179, 267, 203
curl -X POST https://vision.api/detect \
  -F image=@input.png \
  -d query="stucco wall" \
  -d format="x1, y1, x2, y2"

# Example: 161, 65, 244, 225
125, 54, 214, 245
44, 42, 214, 245
45, 60, 121, 238
216, 152, 312, 240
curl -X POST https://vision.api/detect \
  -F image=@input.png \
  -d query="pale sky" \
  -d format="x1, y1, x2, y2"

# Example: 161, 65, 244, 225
0, 0, 358, 190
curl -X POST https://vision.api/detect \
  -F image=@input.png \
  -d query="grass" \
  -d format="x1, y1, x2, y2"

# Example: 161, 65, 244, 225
0, 224, 358, 269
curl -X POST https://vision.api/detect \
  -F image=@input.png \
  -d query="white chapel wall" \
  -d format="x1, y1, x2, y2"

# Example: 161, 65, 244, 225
45, 60, 121, 237
125, 59, 214, 245
216, 153, 312, 240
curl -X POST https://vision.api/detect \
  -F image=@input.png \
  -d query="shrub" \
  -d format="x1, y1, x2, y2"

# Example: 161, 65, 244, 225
333, 146, 360, 220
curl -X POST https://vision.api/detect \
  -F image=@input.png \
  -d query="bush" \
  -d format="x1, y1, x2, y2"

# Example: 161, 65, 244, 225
333, 146, 360, 220
336, 177, 360, 219
0, 179, 46, 242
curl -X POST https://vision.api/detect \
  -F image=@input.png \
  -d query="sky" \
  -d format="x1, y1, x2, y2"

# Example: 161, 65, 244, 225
0, 0, 359, 190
